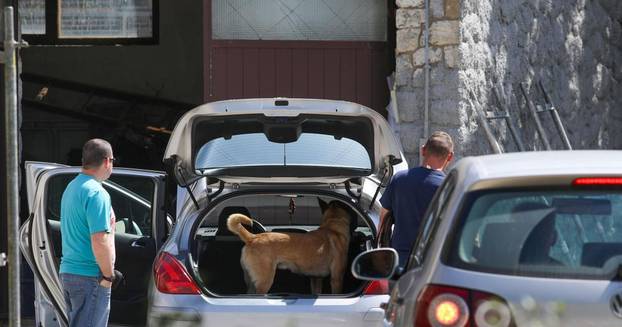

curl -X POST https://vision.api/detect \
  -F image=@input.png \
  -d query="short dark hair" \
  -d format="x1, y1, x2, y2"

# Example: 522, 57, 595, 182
82, 138, 112, 169
424, 131, 454, 158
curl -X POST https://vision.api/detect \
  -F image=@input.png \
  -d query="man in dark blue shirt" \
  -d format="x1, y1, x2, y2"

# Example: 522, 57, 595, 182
379, 131, 454, 267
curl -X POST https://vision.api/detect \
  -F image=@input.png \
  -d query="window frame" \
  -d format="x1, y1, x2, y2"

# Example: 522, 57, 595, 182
18, 0, 159, 45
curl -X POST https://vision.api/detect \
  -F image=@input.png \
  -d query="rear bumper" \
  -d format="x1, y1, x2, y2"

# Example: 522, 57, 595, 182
148, 290, 388, 327
148, 306, 202, 327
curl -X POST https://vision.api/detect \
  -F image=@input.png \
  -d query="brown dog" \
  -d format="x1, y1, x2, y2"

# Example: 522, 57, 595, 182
227, 199, 352, 294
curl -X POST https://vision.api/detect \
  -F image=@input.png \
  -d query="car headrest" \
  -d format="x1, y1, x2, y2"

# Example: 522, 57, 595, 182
477, 222, 530, 268
581, 242, 622, 267
216, 206, 252, 236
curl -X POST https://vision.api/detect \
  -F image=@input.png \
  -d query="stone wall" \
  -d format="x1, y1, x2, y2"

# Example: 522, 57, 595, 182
461, 0, 622, 154
395, 0, 622, 164
395, 0, 463, 165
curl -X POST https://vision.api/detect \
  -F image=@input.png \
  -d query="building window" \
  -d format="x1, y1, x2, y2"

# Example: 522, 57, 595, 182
18, 0, 158, 45
19, 0, 45, 35
212, 0, 387, 41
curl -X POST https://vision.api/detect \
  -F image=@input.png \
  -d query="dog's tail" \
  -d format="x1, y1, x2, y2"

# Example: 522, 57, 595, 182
226, 214, 256, 243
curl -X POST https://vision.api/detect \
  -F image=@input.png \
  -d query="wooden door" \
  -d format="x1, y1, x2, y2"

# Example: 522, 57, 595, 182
203, 0, 395, 114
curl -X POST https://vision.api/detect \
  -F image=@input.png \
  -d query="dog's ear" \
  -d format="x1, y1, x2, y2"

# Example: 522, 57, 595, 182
318, 198, 329, 213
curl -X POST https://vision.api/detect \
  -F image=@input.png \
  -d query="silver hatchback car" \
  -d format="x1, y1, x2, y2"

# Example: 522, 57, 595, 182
21, 98, 407, 326
352, 151, 622, 327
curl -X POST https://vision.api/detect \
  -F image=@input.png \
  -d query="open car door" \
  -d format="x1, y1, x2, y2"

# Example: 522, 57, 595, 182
20, 162, 167, 326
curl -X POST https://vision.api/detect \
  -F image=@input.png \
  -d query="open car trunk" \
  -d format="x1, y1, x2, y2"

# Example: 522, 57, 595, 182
192, 194, 375, 296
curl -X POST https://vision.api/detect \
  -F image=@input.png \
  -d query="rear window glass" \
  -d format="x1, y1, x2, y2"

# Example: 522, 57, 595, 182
447, 190, 622, 280
195, 133, 371, 171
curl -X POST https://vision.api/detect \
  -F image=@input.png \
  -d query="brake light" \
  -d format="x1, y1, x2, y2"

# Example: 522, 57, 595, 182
363, 280, 389, 295
573, 177, 622, 186
154, 252, 201, 294
414, 285, 513, 327
430, 295, 467, 326
416, 286, 469, 327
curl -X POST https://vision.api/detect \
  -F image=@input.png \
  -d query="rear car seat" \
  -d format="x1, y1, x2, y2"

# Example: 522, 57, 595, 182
581, 242, 622, 267
200, 206, 254, 294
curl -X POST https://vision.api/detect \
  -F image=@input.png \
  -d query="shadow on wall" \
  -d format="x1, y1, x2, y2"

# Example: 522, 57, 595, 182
462, 0, 622, 154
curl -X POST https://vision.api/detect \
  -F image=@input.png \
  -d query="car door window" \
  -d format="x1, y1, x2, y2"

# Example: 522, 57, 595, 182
45, 174, 76, 264
46, 174, 155, 237
406, 172, 457, 270
106, 175, 154, 237
46, 174, 74, 222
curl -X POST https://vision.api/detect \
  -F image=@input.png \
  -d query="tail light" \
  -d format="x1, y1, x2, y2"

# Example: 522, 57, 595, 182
363, 280, 389, 295
572, 177, 622, 185
472, 291, 512, 327
154, 252, 201, 294
428, 293, 469, 326
414, 285, 513, 327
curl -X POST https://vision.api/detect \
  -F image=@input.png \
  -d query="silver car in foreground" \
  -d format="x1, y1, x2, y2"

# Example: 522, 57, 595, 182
353, 151, 622, 327
21, 98, 408, 326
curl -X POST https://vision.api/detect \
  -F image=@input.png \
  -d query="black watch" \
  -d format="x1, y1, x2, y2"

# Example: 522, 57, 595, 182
100, 274, 114, 283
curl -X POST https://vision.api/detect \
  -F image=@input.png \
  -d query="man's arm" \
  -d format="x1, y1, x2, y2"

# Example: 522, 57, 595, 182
85, 189, 115, 287
91, 231, 114, 286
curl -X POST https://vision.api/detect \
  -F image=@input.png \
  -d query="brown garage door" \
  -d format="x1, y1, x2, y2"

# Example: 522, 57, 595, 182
203, 0, 394, 114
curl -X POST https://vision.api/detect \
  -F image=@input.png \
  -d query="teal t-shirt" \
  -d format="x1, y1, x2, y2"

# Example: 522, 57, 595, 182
59, 173, 111, 277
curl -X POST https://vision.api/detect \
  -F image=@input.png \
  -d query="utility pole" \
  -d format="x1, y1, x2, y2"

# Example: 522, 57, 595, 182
2, 6, 24, 327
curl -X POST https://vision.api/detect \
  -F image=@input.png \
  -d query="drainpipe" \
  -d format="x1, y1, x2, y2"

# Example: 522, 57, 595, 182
420, 0, 431, 164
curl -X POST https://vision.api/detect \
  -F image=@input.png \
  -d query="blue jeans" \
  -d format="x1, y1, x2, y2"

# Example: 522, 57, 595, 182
60, 273, 111, 327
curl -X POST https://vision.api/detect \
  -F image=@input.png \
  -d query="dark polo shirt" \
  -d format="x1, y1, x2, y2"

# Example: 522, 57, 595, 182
380, 167, 445, 266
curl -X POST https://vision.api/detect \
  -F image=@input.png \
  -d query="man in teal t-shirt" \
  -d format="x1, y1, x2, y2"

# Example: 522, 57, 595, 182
60, 138, 116, 327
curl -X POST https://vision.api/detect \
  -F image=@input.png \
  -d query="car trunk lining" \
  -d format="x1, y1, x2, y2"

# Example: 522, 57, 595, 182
193, 194, 374, 296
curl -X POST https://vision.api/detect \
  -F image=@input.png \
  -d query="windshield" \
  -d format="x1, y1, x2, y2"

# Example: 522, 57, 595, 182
447, 189, 622, 280
195, 133, 372, 171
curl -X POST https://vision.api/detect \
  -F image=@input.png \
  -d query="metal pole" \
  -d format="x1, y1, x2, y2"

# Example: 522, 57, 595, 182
519, 82, 552, 150
493, 83, 525, 152
548, 108, 572, 150
423, 0, 430, 138
420, 0, 430, 162
4, 6, 20, 327
538, 81, 573, 150
469, 91, 502, 154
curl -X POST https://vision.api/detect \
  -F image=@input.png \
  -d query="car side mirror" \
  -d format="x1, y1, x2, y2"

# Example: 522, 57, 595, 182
351, 248, 399, 280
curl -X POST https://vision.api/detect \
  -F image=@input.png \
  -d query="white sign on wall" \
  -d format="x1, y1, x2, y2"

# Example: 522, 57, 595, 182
19, 0, 155, 41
